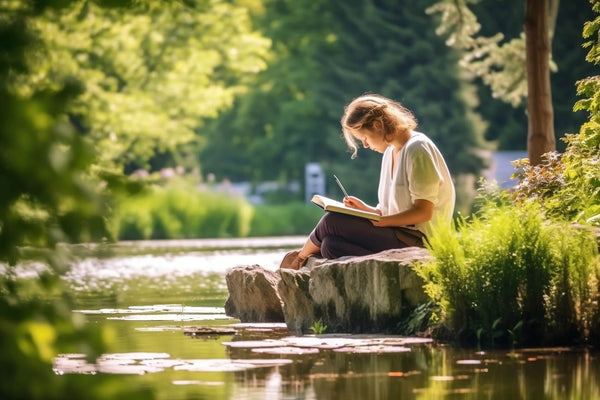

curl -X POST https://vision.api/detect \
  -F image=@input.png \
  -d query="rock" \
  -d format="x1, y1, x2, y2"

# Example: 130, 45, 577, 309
224, 248, 432, 334
224, 265, 284, 323
278, 247, 431, 334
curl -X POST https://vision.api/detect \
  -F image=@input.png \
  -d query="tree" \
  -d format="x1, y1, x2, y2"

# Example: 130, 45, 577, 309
0, 2, 161, 399
468, 0, 595, 152
524, 0, 556, 164
428, 0, 561, 165
13, 0, 270, 172
201, 0, 486, 203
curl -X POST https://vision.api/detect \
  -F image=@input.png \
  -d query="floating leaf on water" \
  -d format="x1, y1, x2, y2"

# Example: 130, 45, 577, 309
280, 336, 357, 349
129, 305, 225, 314
230, 322, 289, 330
135, 325, 182, 332
98, 352, 171, 360
174, 359, 273, 372
221, 339, 287, 348
184, 326, 237, 336
53, 356, 97, 375
396, 337, 434, 345
252, 347, 320, 355
140, 359, 185, 369
97, 364, 164, 375
333, 346, 411, 354
242, 359, 293, 366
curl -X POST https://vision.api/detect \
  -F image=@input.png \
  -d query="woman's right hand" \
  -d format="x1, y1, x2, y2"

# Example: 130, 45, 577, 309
343, 196, 367, 211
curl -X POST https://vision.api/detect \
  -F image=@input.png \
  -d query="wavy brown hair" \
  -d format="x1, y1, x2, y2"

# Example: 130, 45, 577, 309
341, 94, 417, 159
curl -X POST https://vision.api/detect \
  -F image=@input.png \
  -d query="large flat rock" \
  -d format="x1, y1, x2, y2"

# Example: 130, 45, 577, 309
224, 248, 432, 334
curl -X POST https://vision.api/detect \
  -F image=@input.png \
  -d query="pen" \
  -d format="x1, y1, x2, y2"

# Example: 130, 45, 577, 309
333, 174, 349, 198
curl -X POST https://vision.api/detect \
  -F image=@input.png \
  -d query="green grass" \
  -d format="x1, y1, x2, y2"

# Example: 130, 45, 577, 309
248, 202, 323, 237
110, 184, 323, 240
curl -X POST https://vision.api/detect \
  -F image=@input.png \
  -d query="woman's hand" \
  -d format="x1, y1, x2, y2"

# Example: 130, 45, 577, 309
343, 196, 380, 214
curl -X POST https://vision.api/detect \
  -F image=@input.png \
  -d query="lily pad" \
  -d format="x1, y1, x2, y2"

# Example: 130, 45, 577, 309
221, 339, 288, 348
184, 326, 238, 336
252, 346, 320, 355
334, 345, 411, 354
174, 358, 291, 372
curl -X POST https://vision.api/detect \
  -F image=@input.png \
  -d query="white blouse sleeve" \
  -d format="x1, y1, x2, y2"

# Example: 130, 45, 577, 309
407, 144, 443, 205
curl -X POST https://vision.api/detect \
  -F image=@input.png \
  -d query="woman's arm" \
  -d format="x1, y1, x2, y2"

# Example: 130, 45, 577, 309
371, 199, 434, 227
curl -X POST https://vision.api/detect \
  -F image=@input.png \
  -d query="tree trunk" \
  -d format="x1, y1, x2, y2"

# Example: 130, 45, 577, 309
524, 0, 556, 165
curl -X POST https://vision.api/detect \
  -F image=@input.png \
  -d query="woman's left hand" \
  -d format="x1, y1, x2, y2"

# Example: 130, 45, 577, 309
370, 217, 387, 227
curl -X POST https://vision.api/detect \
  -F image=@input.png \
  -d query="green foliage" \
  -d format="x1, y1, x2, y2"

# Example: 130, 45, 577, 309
111, 181, 255, 240
418, 197, 600, 347
14, 0, 270, 172
431, 0, 595, 151
510, 2, 600, 225
310, 319, 327, 335
1, 2, 155, 399
201, 0, 486, 200
249, 202, 323, 237
112, 188, 322, 240
427, 0, 531, 107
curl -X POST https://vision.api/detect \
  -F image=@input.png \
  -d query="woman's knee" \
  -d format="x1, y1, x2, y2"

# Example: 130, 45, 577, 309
317, 212, 359, 236
321, 235, 370, 259
320, 236, 343, 259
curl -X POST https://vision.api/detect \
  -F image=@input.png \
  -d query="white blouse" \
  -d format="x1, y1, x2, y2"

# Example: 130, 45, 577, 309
377, 131, 455, 237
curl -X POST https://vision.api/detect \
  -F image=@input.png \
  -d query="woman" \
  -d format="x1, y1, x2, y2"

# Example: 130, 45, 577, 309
280, 94, 455, 270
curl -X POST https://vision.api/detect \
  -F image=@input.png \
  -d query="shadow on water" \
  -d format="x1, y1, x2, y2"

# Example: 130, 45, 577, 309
16, 238, 600, 400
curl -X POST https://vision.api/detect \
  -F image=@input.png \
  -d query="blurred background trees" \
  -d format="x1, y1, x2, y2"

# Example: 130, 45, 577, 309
200, 0, 594, 203
17, 0, 271, 173
201, 0, 487, 205
5, 0, 593, 208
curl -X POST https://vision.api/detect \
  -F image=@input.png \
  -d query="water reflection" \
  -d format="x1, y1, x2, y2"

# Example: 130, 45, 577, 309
28, 239, 600, 399
227, 343, 600, 400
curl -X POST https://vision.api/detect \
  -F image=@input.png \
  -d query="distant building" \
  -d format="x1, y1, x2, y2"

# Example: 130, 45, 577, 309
305, 163, 325, 202
482, 150, 528, 188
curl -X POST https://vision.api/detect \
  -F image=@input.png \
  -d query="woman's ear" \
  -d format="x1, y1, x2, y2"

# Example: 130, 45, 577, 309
372, 120, 383, 132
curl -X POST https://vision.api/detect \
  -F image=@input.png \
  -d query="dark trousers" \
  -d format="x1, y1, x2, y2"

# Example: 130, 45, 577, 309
308, 212, 425, 259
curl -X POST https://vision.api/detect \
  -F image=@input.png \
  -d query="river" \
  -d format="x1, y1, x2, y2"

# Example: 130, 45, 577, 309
20, 237, 600, 399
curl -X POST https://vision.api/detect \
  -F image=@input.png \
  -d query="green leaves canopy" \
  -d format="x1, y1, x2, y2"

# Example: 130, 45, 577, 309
13, 0, 271, 171
201, 0, 487, 202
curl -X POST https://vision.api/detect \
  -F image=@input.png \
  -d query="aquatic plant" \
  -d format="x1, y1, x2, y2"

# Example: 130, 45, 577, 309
310, 320, 328, 335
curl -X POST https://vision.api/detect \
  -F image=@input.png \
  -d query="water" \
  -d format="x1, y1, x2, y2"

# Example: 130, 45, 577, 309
22, 238, 600, 399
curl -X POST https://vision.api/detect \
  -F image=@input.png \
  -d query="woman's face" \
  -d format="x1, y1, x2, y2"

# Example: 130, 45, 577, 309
352, 128, 388, 153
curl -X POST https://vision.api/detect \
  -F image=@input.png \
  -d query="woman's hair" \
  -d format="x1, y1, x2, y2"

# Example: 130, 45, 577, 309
341, 94, 417, 159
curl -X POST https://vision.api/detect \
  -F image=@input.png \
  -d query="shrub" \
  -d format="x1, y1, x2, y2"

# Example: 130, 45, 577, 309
249, 202, 323, 237
418, 196, 600, 348
111, 183, 254, 240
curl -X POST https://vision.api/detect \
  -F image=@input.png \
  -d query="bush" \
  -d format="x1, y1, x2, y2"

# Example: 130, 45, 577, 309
418, 196, 600, 348
249, 202, 323, 237
111, 183, 254, 240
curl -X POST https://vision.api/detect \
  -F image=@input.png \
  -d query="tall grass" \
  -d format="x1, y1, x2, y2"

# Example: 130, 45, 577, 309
249, 202, 323, 237
110, 184, 254, 240
110, 183, 324, 240
418, 199, 600, 347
